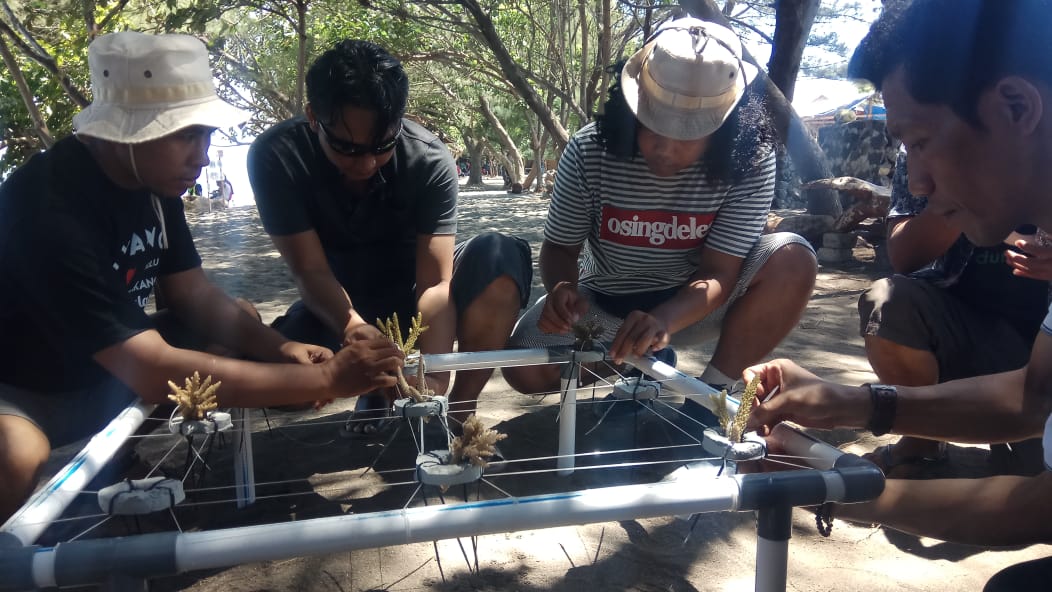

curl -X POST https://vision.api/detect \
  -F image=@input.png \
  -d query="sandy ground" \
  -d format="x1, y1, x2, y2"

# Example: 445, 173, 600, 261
37, 181, 1052, 591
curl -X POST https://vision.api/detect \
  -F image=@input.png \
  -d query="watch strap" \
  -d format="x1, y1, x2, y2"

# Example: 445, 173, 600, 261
863, 383, 897, 437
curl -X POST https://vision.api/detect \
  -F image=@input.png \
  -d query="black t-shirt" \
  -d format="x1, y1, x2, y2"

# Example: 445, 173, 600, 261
949, 245, 1048, 342
0, 136, 202, 392
247, 117, 458, 305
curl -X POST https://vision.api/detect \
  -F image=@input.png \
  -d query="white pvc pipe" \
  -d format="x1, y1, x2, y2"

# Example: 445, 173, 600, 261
557, 361, 580, 476
422, 348, 604, 372
625, 355, 735, 414
754, 536, 789, 592
231, 408, 255, 508
1, 400, 154, 545
767, 423, 841, 470
171, 478, 743, 573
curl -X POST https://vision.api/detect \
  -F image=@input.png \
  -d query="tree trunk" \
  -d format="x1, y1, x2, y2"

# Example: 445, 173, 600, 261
0, 15, 89, 108
294, 0, 308, 115
462, 131, 485, 186
479, 95, 525, 187
598, 0, 612, 100
458, 0, 570, 150
679, 0, 841, 216
530, 131, 550, 192
0, 33, 53, 148
767, 0, 820, 102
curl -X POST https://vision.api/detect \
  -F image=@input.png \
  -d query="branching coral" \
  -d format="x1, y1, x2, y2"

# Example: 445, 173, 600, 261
450, 415, 508, 468
376, 312, 433, 402
167, 371, 221, 421
709, 375, 761, 443
375, 312, 429, 354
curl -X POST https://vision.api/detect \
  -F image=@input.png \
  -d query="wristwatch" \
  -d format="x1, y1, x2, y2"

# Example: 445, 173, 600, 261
862, 383, 897, 436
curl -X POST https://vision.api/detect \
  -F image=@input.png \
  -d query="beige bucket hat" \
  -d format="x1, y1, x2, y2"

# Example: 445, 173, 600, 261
73, 31, 243, 144
621, 17, 758, 141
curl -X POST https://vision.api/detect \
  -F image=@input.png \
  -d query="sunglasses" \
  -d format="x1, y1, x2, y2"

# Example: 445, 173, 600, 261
317, 120, 401, 157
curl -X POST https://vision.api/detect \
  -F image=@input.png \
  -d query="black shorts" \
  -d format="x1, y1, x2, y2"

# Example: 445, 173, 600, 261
858, 275, 1033, 381
272, 232, 533, 349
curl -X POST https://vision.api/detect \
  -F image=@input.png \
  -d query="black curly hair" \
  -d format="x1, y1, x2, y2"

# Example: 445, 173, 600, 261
594, 60, 776, 185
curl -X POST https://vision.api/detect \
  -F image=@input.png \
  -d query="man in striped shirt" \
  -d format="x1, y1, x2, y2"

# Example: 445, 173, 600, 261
504, 17, 817, 399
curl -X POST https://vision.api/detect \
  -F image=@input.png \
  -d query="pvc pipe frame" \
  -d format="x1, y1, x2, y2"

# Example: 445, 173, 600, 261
1, 401, 155, 546
8, 455, 881, 590
0, 348, 884, 591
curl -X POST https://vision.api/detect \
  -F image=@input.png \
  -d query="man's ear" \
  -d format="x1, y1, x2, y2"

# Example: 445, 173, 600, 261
305, 103, 318, 131
989, 76, 1044, 135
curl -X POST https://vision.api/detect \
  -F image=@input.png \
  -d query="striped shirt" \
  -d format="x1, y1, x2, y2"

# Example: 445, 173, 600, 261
545, 122, 776, 294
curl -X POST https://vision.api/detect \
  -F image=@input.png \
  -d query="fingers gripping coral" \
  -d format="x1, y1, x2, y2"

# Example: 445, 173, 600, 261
376, 312, 433, 402
571, 319, 604, 351
167, 371, 221, 421
450, 415, 508, 468
710, 375, 761, 443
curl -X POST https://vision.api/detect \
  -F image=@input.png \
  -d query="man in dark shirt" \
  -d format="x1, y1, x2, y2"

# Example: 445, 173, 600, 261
859, 152, 1048, 475
248, 40, 532, 435
0, 32, 404, 523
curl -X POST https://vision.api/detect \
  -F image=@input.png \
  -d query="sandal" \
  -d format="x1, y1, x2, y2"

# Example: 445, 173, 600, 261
339, 392, 395, 440
868, 441, 949, 479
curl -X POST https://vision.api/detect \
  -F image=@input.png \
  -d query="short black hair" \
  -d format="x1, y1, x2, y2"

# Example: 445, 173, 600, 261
848, 0, 1052, 125
306, 39, 409, 140
594, 60, 775, 185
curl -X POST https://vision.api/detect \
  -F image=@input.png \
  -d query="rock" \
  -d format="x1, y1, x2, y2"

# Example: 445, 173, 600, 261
768, 214, 835, 248
822, 232, 858, 249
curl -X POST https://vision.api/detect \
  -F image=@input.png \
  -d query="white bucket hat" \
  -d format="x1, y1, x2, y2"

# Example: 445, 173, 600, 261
621, 17, 758, 141
73, 31, 243, 144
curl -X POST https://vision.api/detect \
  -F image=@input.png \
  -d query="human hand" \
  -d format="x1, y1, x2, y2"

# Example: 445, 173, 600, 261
343, 320, 385, 345
1005, 237, 1052, 281
325, 336, 404, 397
609, 310, 670, 364
278, 341, 334, 365
537, 282, 589, 334
743, 359, 868, 434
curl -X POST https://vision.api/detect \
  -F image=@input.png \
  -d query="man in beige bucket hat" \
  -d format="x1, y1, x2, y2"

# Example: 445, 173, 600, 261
504, 17, 817, 416
0, 31, 404, 522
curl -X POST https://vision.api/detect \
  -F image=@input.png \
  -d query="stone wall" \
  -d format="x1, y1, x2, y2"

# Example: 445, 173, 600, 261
775, 118, 900, 211
817, 119, 899, 185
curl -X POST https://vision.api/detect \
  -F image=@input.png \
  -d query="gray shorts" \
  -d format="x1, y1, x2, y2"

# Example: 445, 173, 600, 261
0, 310, 198, 447
0, 380, 137, 448
858, 275, 1033, 381
510, 232, 812, 348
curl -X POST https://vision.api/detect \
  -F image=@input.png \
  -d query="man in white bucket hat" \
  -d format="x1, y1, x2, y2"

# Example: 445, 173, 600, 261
0, 31, 404, 522
504, 16, 817, 415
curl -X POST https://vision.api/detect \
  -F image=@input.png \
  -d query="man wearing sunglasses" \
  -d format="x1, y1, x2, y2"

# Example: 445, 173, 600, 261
248, 40, 532, 437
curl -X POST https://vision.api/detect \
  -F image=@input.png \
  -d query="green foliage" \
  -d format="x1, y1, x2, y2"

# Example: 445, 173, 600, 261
0, 0, 877, 178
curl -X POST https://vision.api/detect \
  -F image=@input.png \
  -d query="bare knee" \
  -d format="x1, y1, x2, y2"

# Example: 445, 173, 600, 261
471, 275, 521, 314
0, 416, 51, 520
762, 243, 818, 291
234, 297, 263, 322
